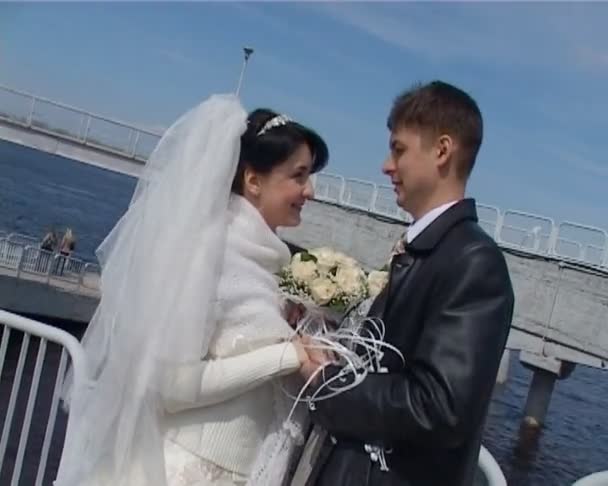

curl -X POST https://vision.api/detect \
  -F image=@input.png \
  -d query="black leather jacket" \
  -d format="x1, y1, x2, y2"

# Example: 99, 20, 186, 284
309, 199, 514, 486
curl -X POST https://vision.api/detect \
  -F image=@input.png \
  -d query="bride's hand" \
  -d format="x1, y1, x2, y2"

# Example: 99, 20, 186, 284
285, 300, 306, 329
292, 336, 311, 365
293, 335, 334, 383
301, 335, 336, 365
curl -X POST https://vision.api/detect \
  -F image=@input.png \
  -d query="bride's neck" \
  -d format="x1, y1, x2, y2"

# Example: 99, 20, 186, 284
235, 193, 277, 233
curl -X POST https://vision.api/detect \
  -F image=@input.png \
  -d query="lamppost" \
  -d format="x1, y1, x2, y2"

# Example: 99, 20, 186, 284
235, 47, 254, 96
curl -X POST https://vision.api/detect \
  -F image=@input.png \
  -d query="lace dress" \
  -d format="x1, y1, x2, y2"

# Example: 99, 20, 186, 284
164, 440, 247, 486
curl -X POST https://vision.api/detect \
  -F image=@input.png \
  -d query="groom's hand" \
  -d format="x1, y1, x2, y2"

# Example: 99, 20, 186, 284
297, 335, 335, 384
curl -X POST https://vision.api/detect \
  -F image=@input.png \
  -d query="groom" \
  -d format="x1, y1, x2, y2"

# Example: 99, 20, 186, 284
299, 81, 514, 486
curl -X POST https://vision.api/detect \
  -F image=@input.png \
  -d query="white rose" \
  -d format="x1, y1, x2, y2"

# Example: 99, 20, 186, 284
309, 277, 338, 305
290, 258, 317, 284
309, 247, 339, 275
309, 247, 334, 261
334, 265, 366, 295
367, 270, 389, 297
335, 253, 358, 268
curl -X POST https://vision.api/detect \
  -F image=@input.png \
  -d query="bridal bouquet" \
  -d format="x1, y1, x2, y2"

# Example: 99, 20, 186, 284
278, 247, 388, 315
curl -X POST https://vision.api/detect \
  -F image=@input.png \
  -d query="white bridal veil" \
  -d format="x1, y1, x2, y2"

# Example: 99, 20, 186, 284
55, 94, 248, 486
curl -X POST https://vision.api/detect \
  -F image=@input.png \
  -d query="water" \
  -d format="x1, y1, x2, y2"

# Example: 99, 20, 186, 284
0, 139, 136, 259
1, 139, 607, 485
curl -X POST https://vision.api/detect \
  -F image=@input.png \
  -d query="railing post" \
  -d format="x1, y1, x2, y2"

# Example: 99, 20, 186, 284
338, 176, 346, 204
78, 114, 87, 141
16, 246, 25, 279
532, 227, 541, 252
494, 212, 504, 244
548, 224, 559, 258
83, 115, 92, 144
46, 253, 54, 284
370, 184, 379, 213
131, 130, 141, 158
26, 97, 36, 127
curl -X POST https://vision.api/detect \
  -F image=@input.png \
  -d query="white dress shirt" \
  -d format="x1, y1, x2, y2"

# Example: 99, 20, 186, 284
406, 200, 460, 243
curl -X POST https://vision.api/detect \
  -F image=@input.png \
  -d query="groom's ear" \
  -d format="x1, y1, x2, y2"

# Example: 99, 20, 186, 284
243, 167, 262, 197
434, 134, 456, 170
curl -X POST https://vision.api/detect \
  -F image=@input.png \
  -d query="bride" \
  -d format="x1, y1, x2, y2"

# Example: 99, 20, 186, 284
54, 94, 330, 486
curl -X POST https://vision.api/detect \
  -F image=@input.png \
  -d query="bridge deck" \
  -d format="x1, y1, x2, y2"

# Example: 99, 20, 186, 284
0, 265, 99, 298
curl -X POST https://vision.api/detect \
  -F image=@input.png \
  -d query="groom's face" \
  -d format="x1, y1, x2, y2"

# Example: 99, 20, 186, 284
383, 127, 438, 217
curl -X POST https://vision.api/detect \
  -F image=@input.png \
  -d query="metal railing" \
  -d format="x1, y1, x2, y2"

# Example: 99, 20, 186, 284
312, 173, 412, 222
311, 172, 608, 270
572, 471, 608, 485
0, 84, 162, 162
0, 309, 87, 486
478, 445, 507, 486
0, 233, 100, 293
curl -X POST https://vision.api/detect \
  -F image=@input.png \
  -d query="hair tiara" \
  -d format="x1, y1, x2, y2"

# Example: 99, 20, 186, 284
256, 114, 292, 137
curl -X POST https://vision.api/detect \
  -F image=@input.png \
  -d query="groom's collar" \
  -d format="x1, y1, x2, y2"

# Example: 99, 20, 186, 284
406, 200, 459, 243
406, 198, 478, 253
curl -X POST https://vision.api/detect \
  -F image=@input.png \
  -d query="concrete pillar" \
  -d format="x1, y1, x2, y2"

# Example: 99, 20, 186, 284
519, 350, 576, 428
522, 368, 556, 427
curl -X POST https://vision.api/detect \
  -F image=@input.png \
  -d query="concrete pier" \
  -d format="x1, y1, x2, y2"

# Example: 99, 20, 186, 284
522, 369, 557, 428
0, 235, 100, 323
519, 350, 576, 427
0, 267, 99, 323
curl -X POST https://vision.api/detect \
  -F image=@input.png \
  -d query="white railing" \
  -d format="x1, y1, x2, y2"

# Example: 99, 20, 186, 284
0, 233, 101, 293
312, 172, 608, 270
0, 309, 87, 486
0, 84, 162, 162
572, 471, 608, 485
478, 445, 507, 486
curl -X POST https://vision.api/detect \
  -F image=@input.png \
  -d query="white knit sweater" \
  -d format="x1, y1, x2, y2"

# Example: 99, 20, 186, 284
160, 195, 301, 477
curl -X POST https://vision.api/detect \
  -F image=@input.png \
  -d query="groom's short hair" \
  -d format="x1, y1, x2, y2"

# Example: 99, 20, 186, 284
387, 81, 483, 178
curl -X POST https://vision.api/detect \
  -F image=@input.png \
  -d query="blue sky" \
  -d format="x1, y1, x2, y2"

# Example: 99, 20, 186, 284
1, 2, 608, 229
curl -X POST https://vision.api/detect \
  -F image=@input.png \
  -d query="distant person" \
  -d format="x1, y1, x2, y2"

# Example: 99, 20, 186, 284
40, 230, 58, 252
59, 228, 76, 255
37, 229, 57, 272
56, 228, 75, 275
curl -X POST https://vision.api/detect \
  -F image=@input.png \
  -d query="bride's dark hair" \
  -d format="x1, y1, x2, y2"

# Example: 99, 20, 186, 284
231, 109, 329, 194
